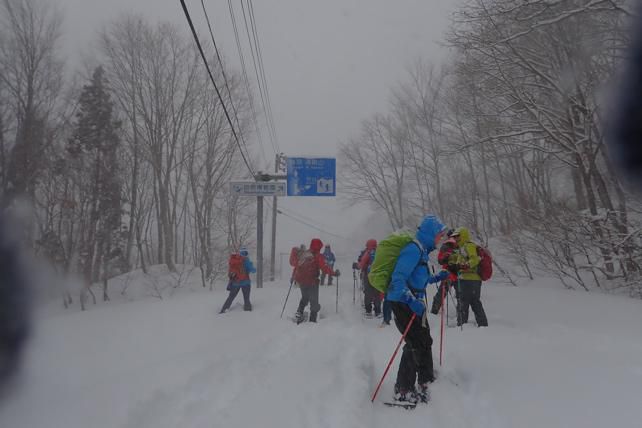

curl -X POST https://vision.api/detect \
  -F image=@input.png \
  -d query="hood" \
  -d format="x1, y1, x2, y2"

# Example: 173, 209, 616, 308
323, 246, 332, 253
365, 239, 377, 250
309, 238, 323, 253
452, 227, 471, 245
416, 215, 445, 251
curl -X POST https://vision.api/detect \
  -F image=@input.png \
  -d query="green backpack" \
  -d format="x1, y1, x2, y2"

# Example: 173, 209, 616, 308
368, 231, 424, 293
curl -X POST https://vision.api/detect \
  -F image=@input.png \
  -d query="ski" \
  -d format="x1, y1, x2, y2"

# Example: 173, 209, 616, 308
383, 401, 417, 410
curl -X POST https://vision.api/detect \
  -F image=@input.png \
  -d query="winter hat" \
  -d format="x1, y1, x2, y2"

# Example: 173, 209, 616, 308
366, 239, 377, 249
415, 215, 446, 251
309, 238, 323, 253
239, 247, 249, 257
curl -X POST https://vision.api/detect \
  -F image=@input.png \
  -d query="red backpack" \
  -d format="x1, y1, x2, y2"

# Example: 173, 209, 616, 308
476, 245, 493, 281
294, 250, 320, 286
228, 254, 247, 280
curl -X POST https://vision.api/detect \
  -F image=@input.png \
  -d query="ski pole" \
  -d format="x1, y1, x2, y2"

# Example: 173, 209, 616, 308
336, 275, 339, 314
280, 277, 294, 319
371, 313, 416, 403
352, 269, 356, 305
457, 273, 463, 331
439, 281, 446, 366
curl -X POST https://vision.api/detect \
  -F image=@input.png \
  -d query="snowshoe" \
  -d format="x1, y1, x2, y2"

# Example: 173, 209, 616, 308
415, 383, 430, 403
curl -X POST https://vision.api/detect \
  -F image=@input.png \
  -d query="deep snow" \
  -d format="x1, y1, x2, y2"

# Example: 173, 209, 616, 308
1, 264, 641, 428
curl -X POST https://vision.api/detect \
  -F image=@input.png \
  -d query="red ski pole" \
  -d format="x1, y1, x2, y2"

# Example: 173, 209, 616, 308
371, 313, 416, 403
439, 281, 446, 366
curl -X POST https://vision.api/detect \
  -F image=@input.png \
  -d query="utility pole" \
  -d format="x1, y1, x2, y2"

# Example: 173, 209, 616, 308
270, 153, 285, 281
253, 165, 286, 288
257, 195, 264, 288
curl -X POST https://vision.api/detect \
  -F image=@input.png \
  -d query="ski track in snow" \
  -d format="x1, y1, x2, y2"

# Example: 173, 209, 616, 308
1, 268, 642, 428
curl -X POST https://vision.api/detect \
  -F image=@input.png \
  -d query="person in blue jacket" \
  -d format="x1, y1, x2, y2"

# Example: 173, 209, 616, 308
387, 215, 449, 404
320, 245, 336, 285
220, 247, 256, 313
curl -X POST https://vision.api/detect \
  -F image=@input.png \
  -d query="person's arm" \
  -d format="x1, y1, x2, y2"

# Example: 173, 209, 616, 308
244, 258, 256, 274
358, 251, 371, 271
317, 253, 335, 275
464, 243, 480, 270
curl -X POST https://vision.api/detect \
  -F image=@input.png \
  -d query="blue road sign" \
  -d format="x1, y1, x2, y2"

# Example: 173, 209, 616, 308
286, 157, 336, 196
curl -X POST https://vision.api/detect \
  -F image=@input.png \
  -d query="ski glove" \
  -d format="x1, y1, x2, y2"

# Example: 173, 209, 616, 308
409, 298, 426, 316
352, 262, 358, 270
334, 269, 341, 277
435, 270, 449, 282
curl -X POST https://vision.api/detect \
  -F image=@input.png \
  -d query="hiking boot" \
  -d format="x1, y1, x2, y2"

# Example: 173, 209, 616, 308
430, 306, 439, 315
393, 385, 417, 404
244, 304, 252, 311
364, 312, 373, 319
309, 311, 318, 323
415, 383, 430, 403
295, 311, 304, 324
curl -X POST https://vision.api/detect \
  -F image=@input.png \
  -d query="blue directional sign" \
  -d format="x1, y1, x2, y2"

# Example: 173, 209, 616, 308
286, 157, 336, 197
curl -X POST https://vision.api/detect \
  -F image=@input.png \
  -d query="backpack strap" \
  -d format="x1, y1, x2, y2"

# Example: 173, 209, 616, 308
411, 239, 428, 267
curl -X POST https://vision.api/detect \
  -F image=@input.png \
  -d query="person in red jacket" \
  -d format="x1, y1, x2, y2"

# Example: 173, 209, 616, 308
430, 230, 459, 315
293, 239, 339, 323
359, 239, 381, 318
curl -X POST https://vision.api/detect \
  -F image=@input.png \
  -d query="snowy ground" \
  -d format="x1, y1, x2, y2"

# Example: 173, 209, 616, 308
1, 264, 641, 428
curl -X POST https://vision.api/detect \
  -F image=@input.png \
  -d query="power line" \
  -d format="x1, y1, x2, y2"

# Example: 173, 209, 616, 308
247, 0, 280, 151
199, 0, 265, 167
266, 198, 350, 241
227, 0, 271, 162
179, 0, 255, 178
240, 0, 278, 155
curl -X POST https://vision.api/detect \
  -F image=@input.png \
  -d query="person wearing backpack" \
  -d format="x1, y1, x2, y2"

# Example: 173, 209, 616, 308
358, 239, 380, 318
320, 245, 336, 285
293, 238, 340, 323
220, 247, 256, 314
430, 229, 459, 315
384, 215, 449, 404
449, 227, 488, 327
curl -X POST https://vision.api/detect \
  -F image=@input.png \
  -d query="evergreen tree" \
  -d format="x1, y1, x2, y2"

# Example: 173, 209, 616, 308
68, 66, 122, 308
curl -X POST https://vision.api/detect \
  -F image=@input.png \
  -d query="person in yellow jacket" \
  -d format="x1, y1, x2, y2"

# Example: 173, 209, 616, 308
449, 227, 488, 327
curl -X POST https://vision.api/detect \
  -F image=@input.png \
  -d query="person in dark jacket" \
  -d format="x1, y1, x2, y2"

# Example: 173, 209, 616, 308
220, 247, 256, 313
320, 245, 336, 285
430, 229, 459, 315
358, 239, 380, 317
387, 215, 449, 404
293, 239, 339, 323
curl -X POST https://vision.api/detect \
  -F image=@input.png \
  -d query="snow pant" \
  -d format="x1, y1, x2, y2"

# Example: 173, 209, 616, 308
382, 297, 392, 323
391, 302, 435, 391
457, 280, 488, 327
363, 274, 381, 315
431, 280, 457, 314
221, 286, 252, 311
297, 283, 321, 322
320, 271, 333, 285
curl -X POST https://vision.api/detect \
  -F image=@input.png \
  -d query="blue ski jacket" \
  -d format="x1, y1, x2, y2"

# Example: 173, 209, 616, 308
387, 215, 446, 306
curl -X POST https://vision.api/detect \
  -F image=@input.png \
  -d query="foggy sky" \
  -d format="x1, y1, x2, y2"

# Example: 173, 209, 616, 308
55, 0, 456, 263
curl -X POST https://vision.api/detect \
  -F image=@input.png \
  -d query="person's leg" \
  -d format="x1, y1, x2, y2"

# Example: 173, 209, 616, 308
320, 272, 326, 286
328, 270, 333, 285
391, 302, 419, 394
242, 286, 252, 311
458, 281, 473, 325
382, 298, 392, 324
469, 281, 488, 326
309, 284, 321, 322
297, 286, 310, 315
373, 292, 382, 316
220, 287, 240, 312
431, 281, 446, 314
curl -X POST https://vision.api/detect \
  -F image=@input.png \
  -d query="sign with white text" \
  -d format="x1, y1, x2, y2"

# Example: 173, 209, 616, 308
286, 157, 336, 197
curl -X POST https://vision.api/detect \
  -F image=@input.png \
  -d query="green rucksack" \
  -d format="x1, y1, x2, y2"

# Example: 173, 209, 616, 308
368, 231, 424, 293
